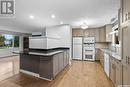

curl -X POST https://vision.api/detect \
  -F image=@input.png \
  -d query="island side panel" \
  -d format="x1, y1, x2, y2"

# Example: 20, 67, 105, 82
20, 54, 40, 74
39, 56, 53, 80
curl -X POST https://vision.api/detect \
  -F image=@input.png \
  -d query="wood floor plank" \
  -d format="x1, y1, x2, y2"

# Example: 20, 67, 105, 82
0, 61, 114, 87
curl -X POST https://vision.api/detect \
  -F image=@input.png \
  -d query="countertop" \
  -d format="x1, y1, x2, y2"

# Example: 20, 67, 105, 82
0, 54, 19, 59
23, 51, 63, 56
98, 48, 121, 61
13, 48, 69, 56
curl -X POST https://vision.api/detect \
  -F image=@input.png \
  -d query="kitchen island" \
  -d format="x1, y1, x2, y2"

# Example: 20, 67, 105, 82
19, 48, 69, 81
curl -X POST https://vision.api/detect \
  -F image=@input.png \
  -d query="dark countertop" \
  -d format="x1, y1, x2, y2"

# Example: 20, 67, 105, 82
13, 48, 69, 56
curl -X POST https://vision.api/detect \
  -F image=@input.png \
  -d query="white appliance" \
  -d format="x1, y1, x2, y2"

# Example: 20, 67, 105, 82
72, 37, 83, 60
83, 37, 95, 61
104, 53, 110, 77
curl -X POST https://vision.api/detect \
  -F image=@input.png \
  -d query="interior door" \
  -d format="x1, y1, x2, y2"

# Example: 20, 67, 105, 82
122, 24, 130, 86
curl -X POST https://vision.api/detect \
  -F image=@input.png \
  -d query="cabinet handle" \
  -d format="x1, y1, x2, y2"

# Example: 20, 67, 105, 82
128, 56, 130, 64
126, 56, 128, 64
128, 12, 130, 20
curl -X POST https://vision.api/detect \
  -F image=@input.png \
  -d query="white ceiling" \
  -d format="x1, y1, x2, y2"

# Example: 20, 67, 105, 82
0, 0, 120, 33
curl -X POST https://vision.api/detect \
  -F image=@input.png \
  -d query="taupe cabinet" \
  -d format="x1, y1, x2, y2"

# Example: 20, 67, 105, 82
84, 27, 106, 42
122, 0, 130, 23
72, 29, 84, 37
110, 57, 122, 87
53, 52, 64, 76
121, 23, 130, 86
95, 49, 100, 61
105, 24, 112, 42
53, 50, 69, 77
120, 0, 130, 86
72, 25, 112, 42
20, 49, 69, 80
98, 50, 104, 67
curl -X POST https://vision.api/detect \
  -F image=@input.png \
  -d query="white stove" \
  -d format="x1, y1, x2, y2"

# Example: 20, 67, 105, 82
83, 37, 95, 61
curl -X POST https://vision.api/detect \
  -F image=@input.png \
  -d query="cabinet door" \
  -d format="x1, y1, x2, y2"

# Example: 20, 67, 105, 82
115, 60, 122, 87
111, 59, 116, 85
95, 29, 100, 42
39, 57, 52, 80
122, 24, 130, 86
72, 29, 84, 36
122, 26, 129, 64
101, 52, 104, 67
122, 0, 130, 23
122, 64, 130, 86
84, 30, 90, 37
118, 8, 122, 41
89, 29, 95, 37
67, 50, 69, 65
64, 51, 68, 67
53, 54, 59, 77
106, 25, 112, 42
58, 53, 64, 72
63, 51, 67, 67
99, 28, 106, 42
95, 49, 100, 60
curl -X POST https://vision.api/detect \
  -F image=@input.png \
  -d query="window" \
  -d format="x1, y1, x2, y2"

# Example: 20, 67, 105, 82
0, 34, 20, 49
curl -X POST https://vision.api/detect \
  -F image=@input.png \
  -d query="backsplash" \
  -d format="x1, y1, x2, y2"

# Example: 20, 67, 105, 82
108, 43, 121, 56
95, 42, 109, 49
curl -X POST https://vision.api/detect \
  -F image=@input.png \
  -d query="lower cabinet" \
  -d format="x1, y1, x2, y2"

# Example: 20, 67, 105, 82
122, 63, 130, 86
110, 57, 122, 87
53, 54, 59, 77
0, 55, 20, 81
110, 57, 116, 84
20, 50, 69, 80
58, 53, 64, 72
96, 49, 101, 61
53, 50, 69, 78
99, 50, 104, 67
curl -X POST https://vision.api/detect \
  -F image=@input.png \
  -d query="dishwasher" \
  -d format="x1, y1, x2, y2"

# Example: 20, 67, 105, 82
104, 53, 110, 77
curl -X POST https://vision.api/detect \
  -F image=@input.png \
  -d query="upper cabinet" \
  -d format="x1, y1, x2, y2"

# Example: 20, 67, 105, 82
105, 24, 112, 42
72, 25, 112, 43
98, 27, 106, 42
72, 29, 84, 36
122, 0, 130, 23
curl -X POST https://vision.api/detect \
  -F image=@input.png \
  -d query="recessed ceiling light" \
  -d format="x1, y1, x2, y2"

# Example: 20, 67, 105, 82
60, 21, 63, 24
29, 15, 34, 19
51, 14, 56, 19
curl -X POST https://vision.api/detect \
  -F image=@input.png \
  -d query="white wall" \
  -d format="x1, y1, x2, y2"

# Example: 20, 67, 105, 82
46, 25, 72, 48
46, 25, 72, 64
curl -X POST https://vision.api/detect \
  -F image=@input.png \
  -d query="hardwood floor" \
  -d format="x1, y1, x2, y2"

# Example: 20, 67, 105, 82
0, 61, 114, 87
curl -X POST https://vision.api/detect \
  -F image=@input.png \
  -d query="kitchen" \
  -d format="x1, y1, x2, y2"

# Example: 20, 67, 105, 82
0, 0, 130, 87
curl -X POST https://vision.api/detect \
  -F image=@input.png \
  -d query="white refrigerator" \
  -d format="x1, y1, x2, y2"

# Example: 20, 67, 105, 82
72, 37, 83, 60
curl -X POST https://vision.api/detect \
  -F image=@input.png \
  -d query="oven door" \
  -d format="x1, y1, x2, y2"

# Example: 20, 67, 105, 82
83, 50, 95, 61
